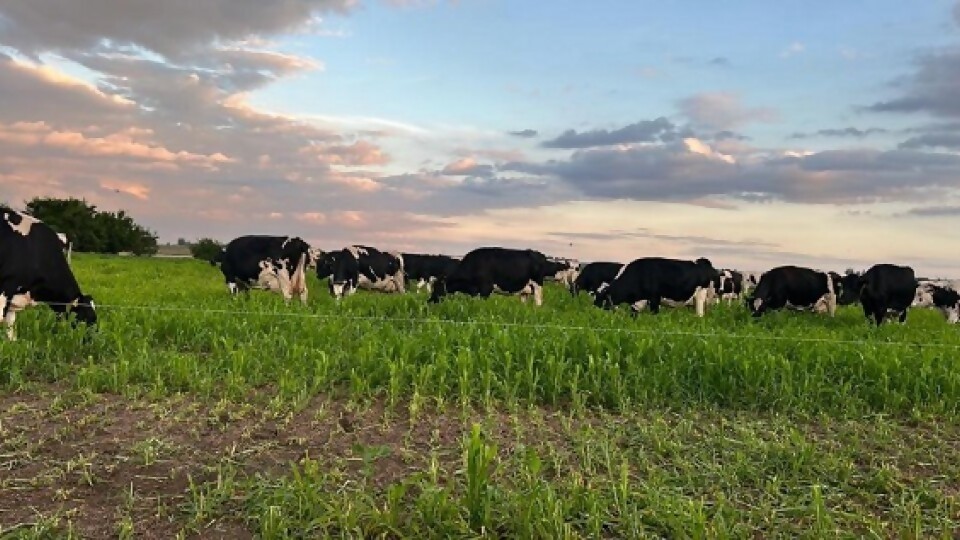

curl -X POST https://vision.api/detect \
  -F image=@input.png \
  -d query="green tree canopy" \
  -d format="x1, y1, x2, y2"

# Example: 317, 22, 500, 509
190, 238, 224, 263
24, 197, 158, 255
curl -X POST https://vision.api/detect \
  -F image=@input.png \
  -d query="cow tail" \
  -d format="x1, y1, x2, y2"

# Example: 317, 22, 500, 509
291, 253, 307, 295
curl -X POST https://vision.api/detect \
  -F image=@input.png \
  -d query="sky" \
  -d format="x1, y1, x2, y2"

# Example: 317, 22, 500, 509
1, 0, 960, 276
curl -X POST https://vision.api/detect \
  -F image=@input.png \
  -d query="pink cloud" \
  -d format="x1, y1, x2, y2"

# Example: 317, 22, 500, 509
99, 179, 151, 200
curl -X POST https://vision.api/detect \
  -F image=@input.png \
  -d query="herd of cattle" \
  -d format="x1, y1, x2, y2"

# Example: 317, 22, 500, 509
1, 208, 959, 342
208, 234, 960, 327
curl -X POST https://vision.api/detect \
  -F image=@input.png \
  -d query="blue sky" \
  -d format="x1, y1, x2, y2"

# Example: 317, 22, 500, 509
1, 0, 960, 275
259, 1, 950, 137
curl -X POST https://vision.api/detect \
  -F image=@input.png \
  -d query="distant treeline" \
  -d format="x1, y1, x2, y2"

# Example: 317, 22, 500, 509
22, 197, 159, 256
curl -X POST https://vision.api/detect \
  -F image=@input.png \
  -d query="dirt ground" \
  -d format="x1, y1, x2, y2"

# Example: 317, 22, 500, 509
0, 385, 568, 538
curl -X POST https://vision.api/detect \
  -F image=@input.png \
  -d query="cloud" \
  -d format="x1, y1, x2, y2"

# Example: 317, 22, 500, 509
541, 117, 688, 149
503, 138, 960, 205
789, 127, 888, 139
0, 54, 135, 125
508, 129, 538, 138
955, 0, 960, 26
0, 0, 356, 59
904, 205, 960, 217
546, 229, 775, 248
441, 157, 495, 177
780, 42, 805, 58
677, 92, 778, 131
708, 57, 731, 67
866, 49, 960, 117
898, 132, 960, 150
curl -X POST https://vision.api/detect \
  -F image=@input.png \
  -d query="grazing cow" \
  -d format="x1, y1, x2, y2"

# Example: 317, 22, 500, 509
715, 269, 745, 303
319, 246, 405, 300
741, 271, 762, 295
544, 257, 580, 291
594, 257, 720, 317
255, 258, 295, 300
402, 253, 460, 293
215, 235, 311, 304
0, 208, 97, 341
428, 247, 549, 305
747, 265, 840, 318
913, 281, 960, 323
838, 264, 917, 326
571, 262, 623, 297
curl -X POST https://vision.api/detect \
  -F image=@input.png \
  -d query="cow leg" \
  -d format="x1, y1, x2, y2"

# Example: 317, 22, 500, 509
531, 282, 543, 306
478, 282, 494, 298
299, 285, 308, 306
648, 297, 661, 315
825, 293, 837, 317
694, 286, 709, 318
4, 307, 17, 341
0, 293, 8, 341
898, 309, 908, 324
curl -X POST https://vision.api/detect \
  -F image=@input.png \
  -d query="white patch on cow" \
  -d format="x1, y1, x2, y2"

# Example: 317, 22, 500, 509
281, 237, 291, 249
332, 283, 344, 299
3, 212, 38, 236
661, 298, 687, 308
492, 280, 542, 305
944, 303, 960, 324
914, 283, 935, 307
346, 245, 368, 259
289, 254, 309, 305
2, 292, 35, 341
594, 282, 611, 297
752, 297, 763, 311
0, 293, 7, 341
307, 248, 323, 269
613, 263, 629, 281
631, 299, 649, 313
693, 286, 709, 317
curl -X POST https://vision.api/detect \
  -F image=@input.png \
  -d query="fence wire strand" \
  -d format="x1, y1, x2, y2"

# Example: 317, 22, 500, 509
31, 299, 960, 350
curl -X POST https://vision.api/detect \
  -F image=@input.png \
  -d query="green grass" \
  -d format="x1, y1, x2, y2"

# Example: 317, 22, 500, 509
1, 253, 958, 415
2, 253, 960, 538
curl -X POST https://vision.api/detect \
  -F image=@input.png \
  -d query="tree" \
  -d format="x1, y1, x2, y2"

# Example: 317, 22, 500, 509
23, 197, 158, 255
190, 238, 224, 263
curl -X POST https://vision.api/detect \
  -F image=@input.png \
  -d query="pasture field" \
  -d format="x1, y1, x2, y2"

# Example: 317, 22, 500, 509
2, 254, 960, 538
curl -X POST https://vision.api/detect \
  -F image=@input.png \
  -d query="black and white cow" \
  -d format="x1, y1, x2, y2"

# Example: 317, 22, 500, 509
714, 269, 745, 304
741, 271, 762, 295
913, 281, 960, 324
747, 265, 840, 318
544, 257, 580, 291
215, 235, 311, 304
428, 247, 550, 305
593, 257, 720, 317
55, 232, 72, 264
402, 253, 460, 293
570, 261, 623, 297
0, 208, 97, 341
838, 264, 917, 326
318, 246, 405, 300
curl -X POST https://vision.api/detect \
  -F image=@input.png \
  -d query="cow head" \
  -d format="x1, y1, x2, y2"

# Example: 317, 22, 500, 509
70, 294, 98, 327
746, 293, 765, 317
932, 286, 960, 324
427, 279, 448, 303
837, 271, 863, 305
307, 248, 324, 269
592, 286, 614, 310
326, 248, 360, 300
